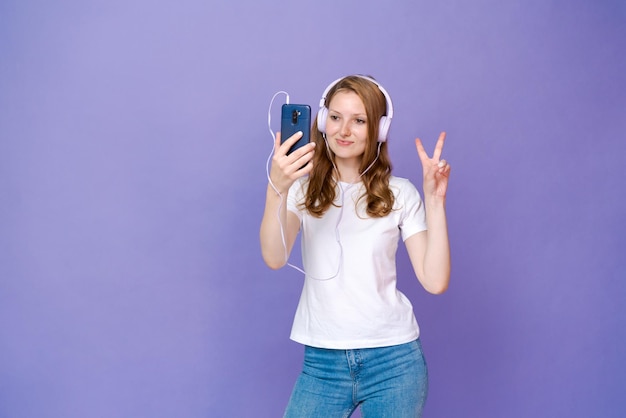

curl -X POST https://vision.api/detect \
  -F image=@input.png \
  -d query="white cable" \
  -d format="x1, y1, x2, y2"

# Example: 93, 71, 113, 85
266, 90, 289, 194
265, 93, 381, 282
266, 91, 340, 281
266, 91, 290, 264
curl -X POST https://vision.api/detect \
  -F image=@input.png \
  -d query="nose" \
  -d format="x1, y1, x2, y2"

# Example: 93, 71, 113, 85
340, 121, 351, 137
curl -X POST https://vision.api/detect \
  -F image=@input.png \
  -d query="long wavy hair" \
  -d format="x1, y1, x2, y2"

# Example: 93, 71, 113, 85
303, 75, 394, 218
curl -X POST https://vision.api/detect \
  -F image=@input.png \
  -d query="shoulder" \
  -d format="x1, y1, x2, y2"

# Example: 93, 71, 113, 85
389, 176, 419, 196
389, 176, 423, 207
287, 177, 310, 208
289, 177, 309, 194
389, 175, 413, 187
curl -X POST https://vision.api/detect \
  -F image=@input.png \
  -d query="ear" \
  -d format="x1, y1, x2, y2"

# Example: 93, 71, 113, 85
378, 116, 391, 142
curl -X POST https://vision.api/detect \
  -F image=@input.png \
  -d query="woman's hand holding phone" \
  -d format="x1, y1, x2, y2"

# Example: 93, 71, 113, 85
270, 131, 316, 194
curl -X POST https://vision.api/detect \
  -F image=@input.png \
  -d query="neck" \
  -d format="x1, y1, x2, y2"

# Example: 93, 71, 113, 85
334, 160, 362, 183
334, 142, 382, 183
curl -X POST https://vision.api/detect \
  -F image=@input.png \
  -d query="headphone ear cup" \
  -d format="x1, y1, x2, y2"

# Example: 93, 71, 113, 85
317, 106, 328, 133
378, 116, 390, 142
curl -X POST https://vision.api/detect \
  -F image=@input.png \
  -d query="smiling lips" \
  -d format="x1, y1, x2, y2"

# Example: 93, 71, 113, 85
336, 139, 353, 146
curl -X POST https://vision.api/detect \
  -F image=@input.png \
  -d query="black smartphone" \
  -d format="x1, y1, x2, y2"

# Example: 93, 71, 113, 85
281, 104, 311, 155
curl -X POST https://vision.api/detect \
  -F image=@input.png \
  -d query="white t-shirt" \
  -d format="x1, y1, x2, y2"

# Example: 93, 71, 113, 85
286, 176, 427, 349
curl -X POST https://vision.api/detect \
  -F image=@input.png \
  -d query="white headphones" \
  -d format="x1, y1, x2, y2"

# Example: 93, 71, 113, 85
317, 75, 394, 142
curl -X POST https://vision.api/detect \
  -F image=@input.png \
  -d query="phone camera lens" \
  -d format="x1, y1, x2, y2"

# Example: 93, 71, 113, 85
291, 110, 299, 124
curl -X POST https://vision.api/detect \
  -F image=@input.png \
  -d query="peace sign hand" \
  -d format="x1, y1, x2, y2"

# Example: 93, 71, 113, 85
415, 132, 451, 200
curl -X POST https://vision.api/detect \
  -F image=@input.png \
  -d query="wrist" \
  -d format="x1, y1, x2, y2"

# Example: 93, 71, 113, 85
425, 195, 446, 210
267, 182, 288, 197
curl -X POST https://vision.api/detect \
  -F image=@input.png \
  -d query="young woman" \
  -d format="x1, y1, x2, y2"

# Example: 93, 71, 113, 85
260, 75, 451, 417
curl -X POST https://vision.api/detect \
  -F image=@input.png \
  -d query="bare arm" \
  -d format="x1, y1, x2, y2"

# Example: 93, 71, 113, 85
405, 132, 451, 294
260, 131, 316, 269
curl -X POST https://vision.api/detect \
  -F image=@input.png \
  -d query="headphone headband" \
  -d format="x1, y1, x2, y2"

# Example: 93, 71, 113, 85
317, 75, 394, 142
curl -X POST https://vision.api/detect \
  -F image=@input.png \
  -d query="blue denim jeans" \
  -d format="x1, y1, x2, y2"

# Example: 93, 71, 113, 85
284, 339, 428, 418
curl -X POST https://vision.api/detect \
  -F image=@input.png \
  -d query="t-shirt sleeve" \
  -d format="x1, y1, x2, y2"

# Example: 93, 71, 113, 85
398, 179, 428, 241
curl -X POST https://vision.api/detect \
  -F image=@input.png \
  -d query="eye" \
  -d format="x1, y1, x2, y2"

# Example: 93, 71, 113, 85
330, 115, 340, 121
356, 118, 366, 125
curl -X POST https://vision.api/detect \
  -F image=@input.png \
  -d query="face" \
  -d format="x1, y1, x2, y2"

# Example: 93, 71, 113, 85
324, 90, 369, 166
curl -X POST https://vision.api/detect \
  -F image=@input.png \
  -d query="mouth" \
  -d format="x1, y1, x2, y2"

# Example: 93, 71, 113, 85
336, 139, 353, 146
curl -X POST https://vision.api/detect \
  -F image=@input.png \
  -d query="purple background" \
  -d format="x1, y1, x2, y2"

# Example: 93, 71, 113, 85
1, 1, 625, 417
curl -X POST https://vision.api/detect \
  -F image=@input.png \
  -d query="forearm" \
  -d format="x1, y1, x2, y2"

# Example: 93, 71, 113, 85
422, 198, 451, 294
260, 184, 295, 269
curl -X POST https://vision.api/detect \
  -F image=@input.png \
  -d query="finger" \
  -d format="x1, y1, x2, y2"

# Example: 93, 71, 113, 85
297, 159, 315, 176
275, 131, 304, 156
284, 131, 304, 146
286, 140, 316, 164
437, 160, 451, 176
433, 131, 446, 161
291, 142, 316, 164
275, 131, 282, 151
415, 138, 429, 162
